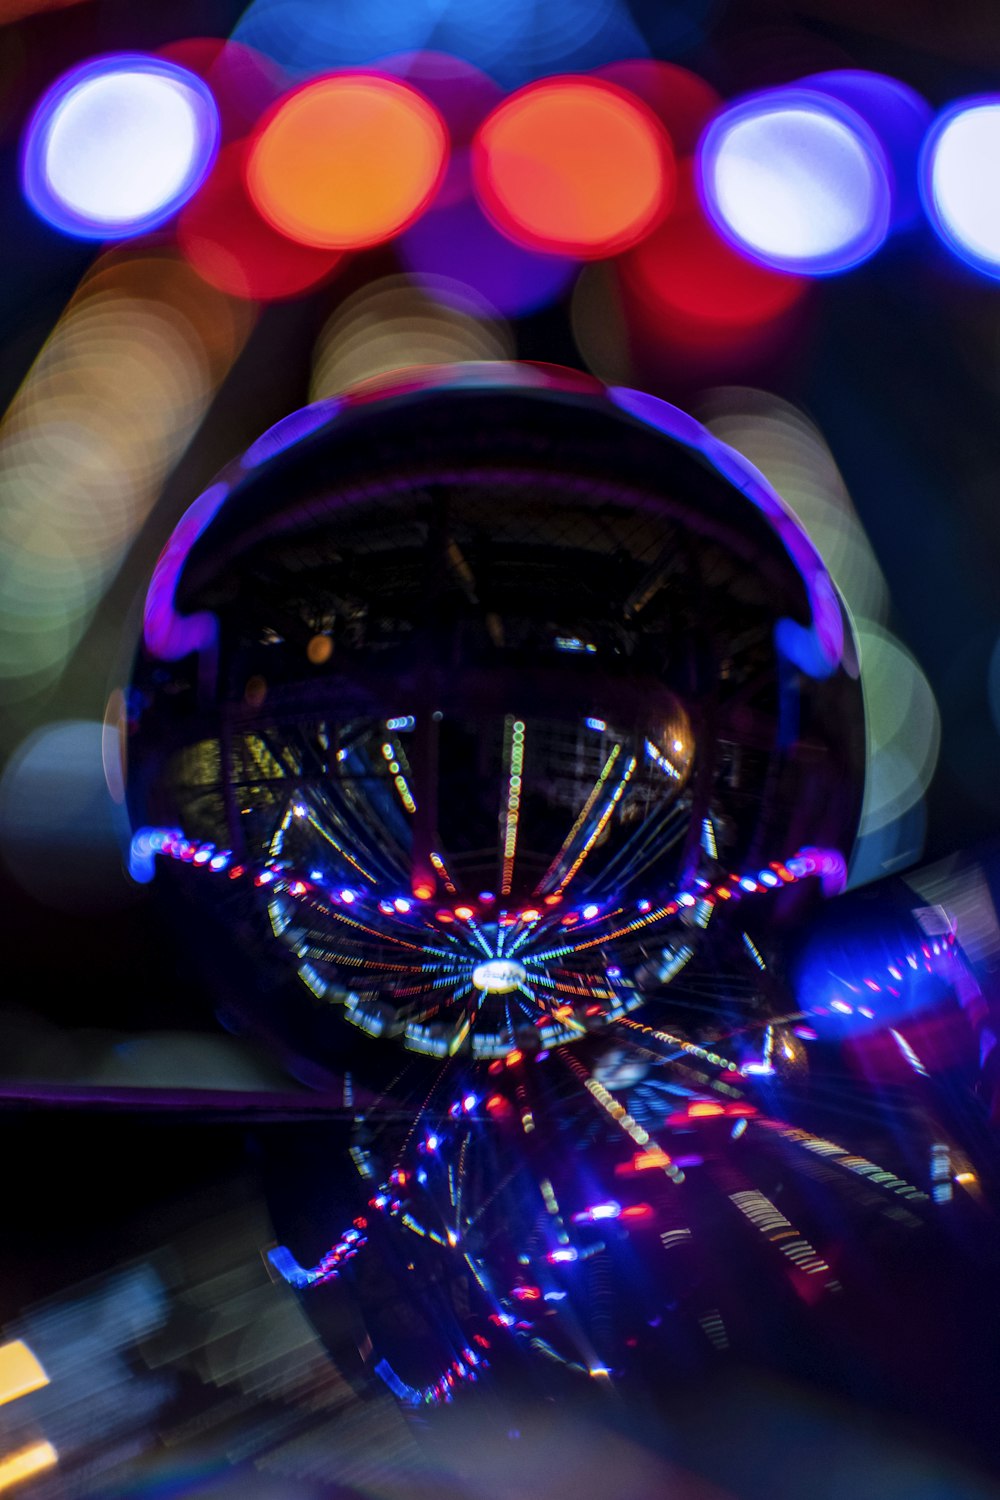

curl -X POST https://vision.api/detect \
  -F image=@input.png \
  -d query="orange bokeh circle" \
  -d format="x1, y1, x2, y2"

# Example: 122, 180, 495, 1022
473, 76, 675, 258
246, 72, 449, 249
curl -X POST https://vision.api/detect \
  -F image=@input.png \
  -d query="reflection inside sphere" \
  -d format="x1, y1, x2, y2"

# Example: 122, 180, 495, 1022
118, 370, 1000, 1463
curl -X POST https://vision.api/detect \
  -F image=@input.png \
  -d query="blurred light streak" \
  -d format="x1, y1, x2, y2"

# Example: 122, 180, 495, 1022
699, 87, 892, 274
246, 73, 448, 249
0, 1342, 48, 1407
921, 98, 1000, 280
0, 250, 253, 705
698, 389, 938, 881
400, 196, 576, 317
473, 77, 675, 258
309, 274, 513, 399
0, 1442, 57, 1492
907, 854, 1000, 970
179, 139, 343, 301
21, 54, 220, 240
699, 387, 890, 624
856, 621, 940, 834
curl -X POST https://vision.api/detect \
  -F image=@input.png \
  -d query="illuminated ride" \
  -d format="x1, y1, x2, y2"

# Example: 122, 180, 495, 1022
125, 362, 864, 1068
122, 364, 1000, 1423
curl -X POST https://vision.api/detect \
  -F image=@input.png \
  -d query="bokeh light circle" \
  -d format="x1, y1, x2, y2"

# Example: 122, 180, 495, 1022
21, 53, 220, 239
699, 89, 892, 275
473, 76, 675, 258
246, 73, 449, 249
178, 140, 343, 301
920, 98, 1000, 281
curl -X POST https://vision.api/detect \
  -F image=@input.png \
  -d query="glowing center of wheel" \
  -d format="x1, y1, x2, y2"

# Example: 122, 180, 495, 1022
472, 958, 526, 994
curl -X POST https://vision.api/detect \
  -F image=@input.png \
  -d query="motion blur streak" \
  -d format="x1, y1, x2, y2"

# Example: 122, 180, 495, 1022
309, 275, 513, 399
700, 388, 889, 626
0, 1342, 47, 1406
699, 388, 939, 880
0, 250, 254, 711
0, 1443, 57, 1492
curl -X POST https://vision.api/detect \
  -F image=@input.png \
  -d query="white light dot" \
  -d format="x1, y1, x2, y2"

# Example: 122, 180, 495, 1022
472, 958, 526, 994
925, 103, 1000, 275
24, 57, 219, 238
702, 96, 890, 273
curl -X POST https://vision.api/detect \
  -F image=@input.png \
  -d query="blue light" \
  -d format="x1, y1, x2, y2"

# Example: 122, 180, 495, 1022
22, 54, 220, 240
426, 1133, 440, 1151
920, 98, 1000, 281
243, 402, 340, 467
233, 0, 646, 91
547, 1247, 579, 1263
463, 1093, 478, 1111
394, 897, 412, 913
739, 877, 758, 893
401, 197, 576, 317
804, 70, 930, 230
699, 87, 892, 275
582, 903, 600, 920
585, 717, 607, 732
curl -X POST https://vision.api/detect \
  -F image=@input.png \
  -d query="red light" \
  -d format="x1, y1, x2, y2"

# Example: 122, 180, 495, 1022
473, 76, 675, 257
485, 1094, 505, 1111
511, 1284, 541, 1300
506, 1050, 523, 1066
687, 1101, 725, 1118
631, 1148, 672, 1171
354, 1216, 367, 1229
620, 1203, 653, 1221
436, 909, 455, 923
413, 882, 434, 901
455, 905, 475, 921
229, 865, 245, 879
520, 908, 541, 922
247, 73, 449, 249
178, 139, 343, 301
619, 166, 806, 352
473, 1333, 491, 1348
488, 1060, 504, 1075
543, 893, 562, 906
